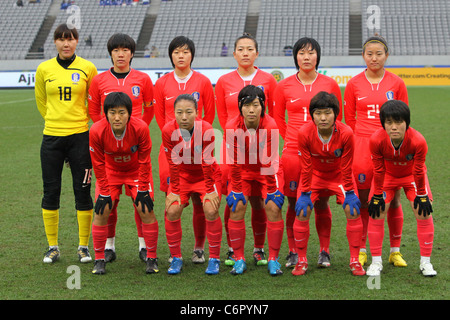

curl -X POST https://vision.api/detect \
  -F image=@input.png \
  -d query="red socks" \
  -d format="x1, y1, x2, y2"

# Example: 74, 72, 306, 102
193, 203, 206, 249
315, 207, 332, 253
387, 205, 404, 248
206, 217, 223, 259
223, 205, 232, 248
417, 217, 434, 257
267, 220, 284, 260
228, 219, 246, 260
92, 224, 108, 260
165, 216, 182, 258
141, 221, 158, 259
359, 207, 369, 249
346, 217, 363, 261
368, 217, 385, 257
293, 219, 310, 261
285, 206, 297, 253
251, 208, 267, 249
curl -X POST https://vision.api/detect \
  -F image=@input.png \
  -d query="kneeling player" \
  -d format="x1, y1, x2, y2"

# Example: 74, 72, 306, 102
163, 94, 223, 275
294, 91, 365, 276
225, 85, 285, 276
89, 92, 159, 275
367, 100, 436, 277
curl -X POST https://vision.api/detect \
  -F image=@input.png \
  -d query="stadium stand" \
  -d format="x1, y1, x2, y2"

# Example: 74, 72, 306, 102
0, 0, 448, 60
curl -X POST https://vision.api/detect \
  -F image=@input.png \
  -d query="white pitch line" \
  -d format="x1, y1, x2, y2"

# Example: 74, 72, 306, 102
0, 98, 35, 106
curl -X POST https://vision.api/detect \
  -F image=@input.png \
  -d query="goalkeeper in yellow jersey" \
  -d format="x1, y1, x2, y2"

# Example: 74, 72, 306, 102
35, 24, 98, 264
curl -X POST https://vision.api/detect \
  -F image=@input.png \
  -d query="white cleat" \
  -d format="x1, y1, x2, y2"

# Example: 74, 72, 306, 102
420, 261, 437, 277
366, 261, 383, 277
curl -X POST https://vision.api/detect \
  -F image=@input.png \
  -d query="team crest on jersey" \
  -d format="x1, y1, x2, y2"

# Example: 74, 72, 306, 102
406, 153, 414, 160
358, 173, 366, 184
386, 91, 394, 100
130, 145, 138, 153
72, 73, 80, 83
131, 86, 140, 97
192, 92, 200, 102
334, 148, 342, 157
289, 181, 297, 191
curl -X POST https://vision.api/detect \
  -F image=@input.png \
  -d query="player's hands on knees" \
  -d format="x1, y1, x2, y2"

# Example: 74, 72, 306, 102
368, 194, 385, 218
265, 189, 284, 209
203, 191, 220, 212
165, 193, 181, 211
343, 190, 361, 216
295, 191, 313, 217
95, 195, 112, 215
414, 194, 433, 217
135, 190, 154, 214
226, 191, 246, 212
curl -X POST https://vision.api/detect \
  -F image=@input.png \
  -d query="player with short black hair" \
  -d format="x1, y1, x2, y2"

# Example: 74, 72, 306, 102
367, 100, 436, 277
89, 92, 159, 275
35, 23, 98, 264
88, 33, 154, 263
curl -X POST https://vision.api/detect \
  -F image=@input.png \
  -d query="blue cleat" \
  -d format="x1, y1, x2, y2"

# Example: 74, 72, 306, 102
205, 258, 220, 275
230, 259, 247, 275
268, 259, 283, 276
168, 257, 183, 275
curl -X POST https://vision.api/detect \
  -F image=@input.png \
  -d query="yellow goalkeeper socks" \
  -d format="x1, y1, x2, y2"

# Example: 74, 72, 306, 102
77, 209, 93, 247
42, 209, 59, 247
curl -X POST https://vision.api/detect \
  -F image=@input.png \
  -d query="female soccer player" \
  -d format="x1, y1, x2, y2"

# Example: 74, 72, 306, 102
89, 92, 159, 275
215, 33, 277, 266
344, 35, 409, 267
153, 36, 215, 264
35, 24, 98, 264
367, 100, 436, 277
88, 33, 154, 263
273, 37, 342, 269
163, 94, 222, 275
225, 85, 285, 276
293, 91, 364, 276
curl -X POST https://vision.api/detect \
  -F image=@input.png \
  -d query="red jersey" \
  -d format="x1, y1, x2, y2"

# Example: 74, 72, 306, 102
89, 117, 152, 196
274, 73, 343, 152
215, 67, 277, 129
370, 127, 428, 195
344, 70, 408, 137
162, 119, 217, 194
153, 70, 215, 130
298, 120, 354, 192
88, 68, 154, 124
225, 114, 280, 193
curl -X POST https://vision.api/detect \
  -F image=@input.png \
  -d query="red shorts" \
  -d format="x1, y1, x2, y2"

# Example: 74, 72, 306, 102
158, 144, 170, 192
94, 169, 155, 202
280, 148, 301, 198
369, 173, 433, 204
298, 170, 358, 205
352, 135, 373, 190
226, 166, 285, 198
168, 165, 222, 207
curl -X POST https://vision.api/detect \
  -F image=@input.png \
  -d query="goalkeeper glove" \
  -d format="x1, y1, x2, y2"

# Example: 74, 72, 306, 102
94, 195, 112, 215
135, 190, 154, 213
368, 194, 385, 218
414, 195, 433, 217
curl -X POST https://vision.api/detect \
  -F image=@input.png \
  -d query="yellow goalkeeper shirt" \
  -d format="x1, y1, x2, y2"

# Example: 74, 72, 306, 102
35, 55, 97, 136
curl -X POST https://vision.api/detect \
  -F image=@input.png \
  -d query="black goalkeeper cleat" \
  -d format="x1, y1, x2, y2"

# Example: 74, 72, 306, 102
92, 260, 106, 275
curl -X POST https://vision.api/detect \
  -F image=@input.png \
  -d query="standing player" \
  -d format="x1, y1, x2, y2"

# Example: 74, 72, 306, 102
366, 100, 436, 277
273, 37, 342, 269
163, 94, 222, 275
89, 92, 159, 275
293, 91, 364, 276
215, 33, 278, 266
344, 35, 409, 267
35, 24, 97, 264
88, 33, 154, 263
225, 85, 285, 276
154, 36, 215, 264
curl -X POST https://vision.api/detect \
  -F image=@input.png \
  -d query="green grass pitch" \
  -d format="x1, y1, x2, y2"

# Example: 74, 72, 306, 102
0, 87, 448, 302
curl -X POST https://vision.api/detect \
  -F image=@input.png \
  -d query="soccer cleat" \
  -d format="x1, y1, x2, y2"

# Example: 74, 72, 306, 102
139, 248, 147, 262
205, 258, 220, 275
292, 261, 308, 276
104, 249, 116, 263
420, 261, 437, 277
224, 250, 236, 266
168, 257, 183, 275
146, 258, 159, 274
230, 259, 247, 275
285, 251, 298, 268
77, 247, 92, 263
268, 259, 283, 276
350, 261, 366, 276
43, 247, 60, 264
359, 251, 368, 266
192, 249, 205, 264
317, 250, 331, 268
389, 252, 407, 267
92, 259, 106, 275
366, 261, 383, 277
253, 249, 268, 266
